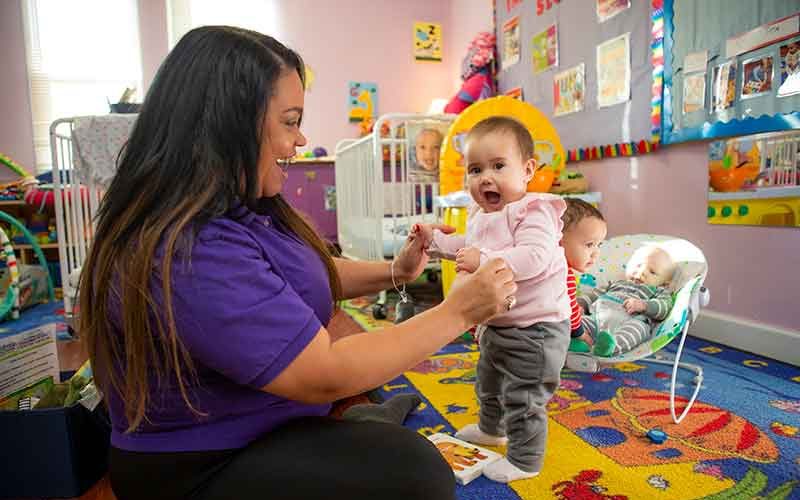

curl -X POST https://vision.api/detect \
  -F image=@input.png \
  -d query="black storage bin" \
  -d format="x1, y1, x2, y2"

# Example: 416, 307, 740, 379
0, 378, 110, 498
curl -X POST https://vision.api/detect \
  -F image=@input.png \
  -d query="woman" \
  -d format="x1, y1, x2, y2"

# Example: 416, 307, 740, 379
81, 26, 516, 500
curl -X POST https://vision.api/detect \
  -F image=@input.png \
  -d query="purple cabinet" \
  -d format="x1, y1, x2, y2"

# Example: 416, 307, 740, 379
282, 161, 338, 243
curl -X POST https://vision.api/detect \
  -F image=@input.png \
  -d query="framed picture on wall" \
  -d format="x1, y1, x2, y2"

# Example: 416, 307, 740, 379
741, 56, 774, 99
596, 33, 631, 108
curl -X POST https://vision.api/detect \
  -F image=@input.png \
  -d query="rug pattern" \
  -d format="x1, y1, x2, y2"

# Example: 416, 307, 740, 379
343, 301, 800, 500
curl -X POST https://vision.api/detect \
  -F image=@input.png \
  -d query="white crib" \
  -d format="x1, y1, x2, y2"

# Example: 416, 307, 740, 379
49, 118, 104, 320
335, 113, 455, 317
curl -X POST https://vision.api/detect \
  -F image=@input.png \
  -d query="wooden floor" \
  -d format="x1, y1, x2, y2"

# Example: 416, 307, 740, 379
35, 309, 365, 500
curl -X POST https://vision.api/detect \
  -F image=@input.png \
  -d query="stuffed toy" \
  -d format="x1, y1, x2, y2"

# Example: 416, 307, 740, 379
444, 32, 496, 114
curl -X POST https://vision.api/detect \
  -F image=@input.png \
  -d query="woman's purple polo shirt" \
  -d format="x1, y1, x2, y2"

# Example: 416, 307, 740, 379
106, 203, 334, 452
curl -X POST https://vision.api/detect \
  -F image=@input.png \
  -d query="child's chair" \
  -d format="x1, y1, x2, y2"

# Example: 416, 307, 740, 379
565, 234, 710, 424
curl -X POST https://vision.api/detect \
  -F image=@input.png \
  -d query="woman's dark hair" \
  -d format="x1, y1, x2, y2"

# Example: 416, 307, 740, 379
80, 26, 341, 432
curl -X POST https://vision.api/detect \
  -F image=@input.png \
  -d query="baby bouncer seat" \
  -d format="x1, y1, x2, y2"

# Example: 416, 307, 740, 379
565, 234, 710, 424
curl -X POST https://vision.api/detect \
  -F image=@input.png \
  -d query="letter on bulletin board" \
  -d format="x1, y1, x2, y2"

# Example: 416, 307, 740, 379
348, 82, 378, 123
414, 22, 442, 62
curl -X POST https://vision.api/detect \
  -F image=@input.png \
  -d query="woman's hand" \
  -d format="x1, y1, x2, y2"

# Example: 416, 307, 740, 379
393, 223, 456, 282
455, 247, 480, 273
444, 258, 517, 327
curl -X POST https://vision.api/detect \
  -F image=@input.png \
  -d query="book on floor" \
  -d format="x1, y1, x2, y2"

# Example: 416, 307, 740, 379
427, 433, 502, 485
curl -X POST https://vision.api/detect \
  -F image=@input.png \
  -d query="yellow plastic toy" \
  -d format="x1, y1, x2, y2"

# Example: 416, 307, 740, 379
439, 96, 566, 295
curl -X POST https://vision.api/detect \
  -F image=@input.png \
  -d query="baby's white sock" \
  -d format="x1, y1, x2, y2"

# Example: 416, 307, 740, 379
483, 458, 539, 483
454, 423, 508, 446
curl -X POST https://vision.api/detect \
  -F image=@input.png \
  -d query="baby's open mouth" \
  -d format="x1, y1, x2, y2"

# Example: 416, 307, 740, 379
483, 191, 501, 205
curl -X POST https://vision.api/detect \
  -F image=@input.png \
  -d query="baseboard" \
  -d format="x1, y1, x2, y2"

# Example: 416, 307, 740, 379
692, 310, 800, 366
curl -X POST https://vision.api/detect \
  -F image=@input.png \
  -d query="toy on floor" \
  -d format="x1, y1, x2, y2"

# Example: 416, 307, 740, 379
646, 428, 668, 444
0, 211, 56, 322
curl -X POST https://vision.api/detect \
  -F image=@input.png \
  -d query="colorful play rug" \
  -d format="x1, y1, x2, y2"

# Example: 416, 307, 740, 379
0, 300, 70, 340
341, 299, 800, 500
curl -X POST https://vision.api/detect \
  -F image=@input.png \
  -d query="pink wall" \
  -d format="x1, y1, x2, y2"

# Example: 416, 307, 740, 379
448, 0, 495, 89
0, 1, 35, 182
275, 0, 455, 153
574, 142, 800, 332
1, 1, 467, 160
137, 0, 169, 91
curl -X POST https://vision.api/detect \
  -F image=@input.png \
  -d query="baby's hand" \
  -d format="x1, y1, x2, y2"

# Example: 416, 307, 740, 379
578, 332, 593, 346
411, 224, 434, 249
455, 247, 481, 273
623, 298, 647, 314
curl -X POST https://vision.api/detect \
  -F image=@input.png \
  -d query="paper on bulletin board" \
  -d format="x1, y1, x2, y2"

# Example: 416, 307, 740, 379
683, 50, 708, 74
741, 56, 774, 100
531, 24, 558, 74
596, 0, 630, 23
348, 82, 378, 123
505, 87, 523, 100
502, 16, 521, 70
413, 22, 442, 62
597, 33, 631, 108
683, 73, 706, 114
778, 41, 800, 97
711, 60, 737, 114
726, 14, 800, 59
506, 0, 523, 12
553, 63, 585, 116
0, 324, 58, 406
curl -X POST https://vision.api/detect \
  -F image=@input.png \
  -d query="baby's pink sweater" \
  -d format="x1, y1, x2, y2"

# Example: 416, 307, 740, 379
431, 193, 570, 328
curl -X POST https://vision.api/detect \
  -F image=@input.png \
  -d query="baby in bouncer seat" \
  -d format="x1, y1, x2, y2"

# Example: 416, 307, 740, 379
579, 245, 676, 357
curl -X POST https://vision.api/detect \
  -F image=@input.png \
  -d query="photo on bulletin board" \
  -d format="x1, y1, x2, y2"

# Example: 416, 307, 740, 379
683, 73, 706, 114
505, 87, 523, 100
740, 56, 774, 100
707, 132, 800, 227
348, 82, 377, 123
413, 22, 442, 62
502, 16, 521, 70
553, 63, 585, 117
506, 0, 523, 13
596, 33, 631, 108
778, 41, 800, 97
711, 60, 737, 114
596, 0, 630, 23
531, 24, 558, 75
407, 121, 449, 183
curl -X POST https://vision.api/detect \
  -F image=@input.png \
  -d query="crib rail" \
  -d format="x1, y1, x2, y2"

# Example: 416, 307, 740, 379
49, 118, 104, 318
335, 113, 454, 262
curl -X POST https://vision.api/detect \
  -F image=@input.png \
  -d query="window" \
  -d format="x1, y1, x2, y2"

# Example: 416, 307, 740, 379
22, 0, 142, 173
167, 0, 281, 49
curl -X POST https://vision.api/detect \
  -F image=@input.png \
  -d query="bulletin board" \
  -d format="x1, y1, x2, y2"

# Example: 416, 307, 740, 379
495, 0, 663, 159
663, 0, 800, 144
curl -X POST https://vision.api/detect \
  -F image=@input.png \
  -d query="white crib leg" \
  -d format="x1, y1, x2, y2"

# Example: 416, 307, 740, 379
641, 324, 703, 424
